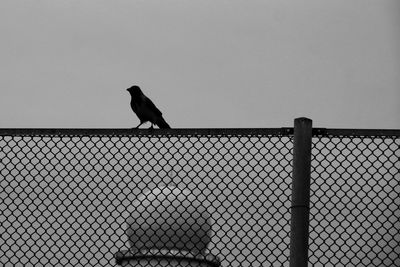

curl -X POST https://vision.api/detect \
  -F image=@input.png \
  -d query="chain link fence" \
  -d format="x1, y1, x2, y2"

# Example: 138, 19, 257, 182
310, 129, 400, 267
0, 126, 399, 267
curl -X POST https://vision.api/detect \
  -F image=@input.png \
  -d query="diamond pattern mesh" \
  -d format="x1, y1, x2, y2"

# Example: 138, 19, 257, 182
0, 130, 293, 267
0, 128, 399, 267
310, 134, 400, 267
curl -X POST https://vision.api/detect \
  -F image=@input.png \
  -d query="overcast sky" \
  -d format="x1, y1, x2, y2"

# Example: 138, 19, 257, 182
0, 0, 399, 129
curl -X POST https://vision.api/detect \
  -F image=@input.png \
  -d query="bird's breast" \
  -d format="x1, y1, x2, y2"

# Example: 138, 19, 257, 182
134, 101, 157, 121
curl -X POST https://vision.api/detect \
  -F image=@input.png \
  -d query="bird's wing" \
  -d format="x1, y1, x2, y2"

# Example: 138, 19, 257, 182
130, 101, 138, 113
144, 97, 163, 116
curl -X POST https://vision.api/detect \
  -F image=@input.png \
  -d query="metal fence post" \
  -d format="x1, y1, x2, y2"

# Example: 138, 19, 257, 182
289, 117, 313, 267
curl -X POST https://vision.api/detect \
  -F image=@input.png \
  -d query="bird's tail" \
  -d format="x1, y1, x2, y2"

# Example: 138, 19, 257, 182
156, 116, 171, 129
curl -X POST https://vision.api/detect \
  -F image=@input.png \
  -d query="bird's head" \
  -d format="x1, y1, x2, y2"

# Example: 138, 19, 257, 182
126, 85, 142, 96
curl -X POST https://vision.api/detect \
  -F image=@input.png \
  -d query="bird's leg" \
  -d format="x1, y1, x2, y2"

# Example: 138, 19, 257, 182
134, 122, 143, 129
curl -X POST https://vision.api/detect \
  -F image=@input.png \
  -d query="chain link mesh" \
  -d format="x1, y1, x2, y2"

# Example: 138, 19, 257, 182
310, 133, 400, 267
0, 130, 293, 267
0, 129, 399, 267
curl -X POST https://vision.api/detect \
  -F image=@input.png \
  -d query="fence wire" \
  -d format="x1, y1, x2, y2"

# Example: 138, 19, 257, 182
0, 128, 399, 267
0, 129, 293, 267
310, 131, 400, 267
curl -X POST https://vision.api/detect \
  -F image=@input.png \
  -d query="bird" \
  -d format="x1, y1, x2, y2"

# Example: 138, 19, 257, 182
126, 85, 171, 129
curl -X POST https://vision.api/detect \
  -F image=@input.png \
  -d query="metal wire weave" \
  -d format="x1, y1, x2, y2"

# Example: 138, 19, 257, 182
310, 130, 400, 267
0, 128, 399, 267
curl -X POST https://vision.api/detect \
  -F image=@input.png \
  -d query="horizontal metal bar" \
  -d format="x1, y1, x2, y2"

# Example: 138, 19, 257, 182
1, 127, 398, 138
0, 128, 294, 137
313, 128, 400, 137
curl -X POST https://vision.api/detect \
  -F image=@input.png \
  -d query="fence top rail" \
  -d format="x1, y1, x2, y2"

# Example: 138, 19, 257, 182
0, 128, 293, 137
0, 127, 399, 138
312, 128, 400, 137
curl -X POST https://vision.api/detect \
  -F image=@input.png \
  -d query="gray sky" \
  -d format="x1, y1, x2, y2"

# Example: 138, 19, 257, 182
1, 0, 399, 129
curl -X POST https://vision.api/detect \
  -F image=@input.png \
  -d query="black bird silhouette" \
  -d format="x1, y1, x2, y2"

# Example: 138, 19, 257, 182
126, 85, 171, 129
